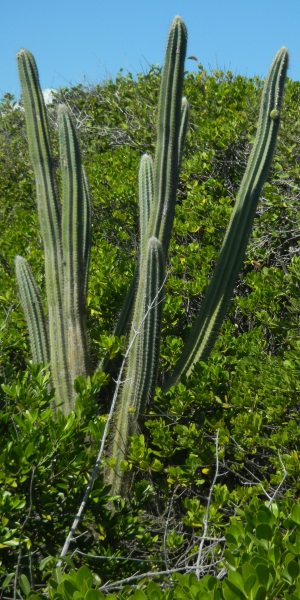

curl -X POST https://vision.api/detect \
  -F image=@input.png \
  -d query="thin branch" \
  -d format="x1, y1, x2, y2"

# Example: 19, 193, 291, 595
13, 466, 36, 600
73, 549, 165, 563
267, 451, 287, 506
163, 485, 179, 570
99, 560, 223, 593
195, 429, 220, 579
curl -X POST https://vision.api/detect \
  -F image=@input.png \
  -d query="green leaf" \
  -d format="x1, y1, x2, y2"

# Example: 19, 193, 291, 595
244, 574, 256, 594
291, 504, 300, 526
20, 574, 31, 596
255, 564, 270, 586
146, 582, 162, 600
255, 524, 273, 541
2, 572, 14, 590
256, 506, 274, 525
132, 591, 148, 600
222, 578, 246, 599
85, 590, 105, 600
58, 580, 78, 599
228, 571, 245, 594
76, 566, 94, 592
253, 587, 267, 600
226, 522, 245, 545
287, 560, 300, 579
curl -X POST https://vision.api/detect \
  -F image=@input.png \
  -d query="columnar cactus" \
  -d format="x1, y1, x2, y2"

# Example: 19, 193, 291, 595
164, 46, 289, 390
105, 17, 188, 493
105, 23, 288, 494
15, 256, 49, 366
14, 18, 288, 496
16, 50, 91, 414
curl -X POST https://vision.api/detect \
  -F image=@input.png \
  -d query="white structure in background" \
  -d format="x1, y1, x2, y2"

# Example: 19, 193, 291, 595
12, 88, 56, 111
43, 88, 55, 105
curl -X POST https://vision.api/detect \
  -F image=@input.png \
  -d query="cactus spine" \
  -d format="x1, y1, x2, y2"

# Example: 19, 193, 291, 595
16, 50, 91, 414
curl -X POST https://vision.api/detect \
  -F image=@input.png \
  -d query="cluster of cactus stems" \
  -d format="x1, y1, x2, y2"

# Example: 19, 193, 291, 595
15, 50, 92, 414
14, 17, 288, 495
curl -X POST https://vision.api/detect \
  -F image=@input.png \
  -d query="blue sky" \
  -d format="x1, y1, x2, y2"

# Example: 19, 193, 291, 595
1, 0, 300, 99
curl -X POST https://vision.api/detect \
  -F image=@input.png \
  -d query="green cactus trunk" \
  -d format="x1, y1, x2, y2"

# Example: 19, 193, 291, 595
104, 21, 287, 494
16, 50, 91, 414
105, 17, 188, 494
164, 47, 288, 390
106, 236, 164, 493
15, 256, 50, 366
59, 105, 89, 392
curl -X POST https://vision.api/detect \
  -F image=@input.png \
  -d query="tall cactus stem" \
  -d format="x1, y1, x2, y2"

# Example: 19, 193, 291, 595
139, 154, 154, 253
15, 256, 50, 366
97, 153, 153, 373
82, 167, 92, 299
178, 97, 189, 169
106, 236, 164, 495
164, 47, 288, 390
58, 105, 90, 392
149, 16, 187, 252
17, 49, 71, 410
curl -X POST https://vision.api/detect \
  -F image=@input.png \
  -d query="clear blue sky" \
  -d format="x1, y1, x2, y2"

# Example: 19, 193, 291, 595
1, 0, 300, 99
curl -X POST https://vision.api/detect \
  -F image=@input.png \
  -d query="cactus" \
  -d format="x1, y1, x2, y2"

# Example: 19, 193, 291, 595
106, 236, 164, 492
148, 17, 187, 252
105, 17, 188, 494
104, 25, 288, 493
16, 50, 91, 414
164, 47, 288, 390
15, 256, 49, 366
14, 18, 288, 496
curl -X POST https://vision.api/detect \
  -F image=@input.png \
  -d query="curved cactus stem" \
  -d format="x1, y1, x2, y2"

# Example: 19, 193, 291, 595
58, 105, 90, 394
149, 16, 187, 252
15, 256, 50, 367
106, 237, 164, 495
164, 47, 288, 390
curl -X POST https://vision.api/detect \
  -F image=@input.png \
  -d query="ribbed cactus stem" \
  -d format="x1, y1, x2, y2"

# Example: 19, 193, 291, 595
139, 154, 154, 252
106, 236, 164, 495
98, 153, 154, 367
17, 49, 70, 410
58, 105, 90, 393
17, 51, 91, 414
102, 17, 187, 369
149, 16, 187, 252
178, 97, 189, 168
164, 47, 288, 390
82, 167, 92, 299
15, 256, 50, 366
127, 236, 164, 412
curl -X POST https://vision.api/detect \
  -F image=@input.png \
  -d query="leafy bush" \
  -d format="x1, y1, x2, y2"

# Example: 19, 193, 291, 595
0, 53, 299, 597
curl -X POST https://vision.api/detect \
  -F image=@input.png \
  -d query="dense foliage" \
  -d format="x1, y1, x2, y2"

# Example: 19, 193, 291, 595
0, 61, 299, 598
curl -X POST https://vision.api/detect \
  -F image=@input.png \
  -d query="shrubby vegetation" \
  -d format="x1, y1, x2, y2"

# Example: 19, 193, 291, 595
0, 49, 299, 598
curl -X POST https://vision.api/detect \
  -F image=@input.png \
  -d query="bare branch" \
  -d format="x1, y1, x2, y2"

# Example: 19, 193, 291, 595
195, 429, 220, 579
